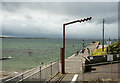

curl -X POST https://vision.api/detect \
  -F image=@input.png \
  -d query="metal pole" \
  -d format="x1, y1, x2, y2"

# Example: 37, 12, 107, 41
22, 74, 24, 82
61, 24, 65, 74
61, 48, 65, 74
82, 58, 84, 81
40, 66, 41, 80
111, 61, 112, 80
102, 19, 104, 51
51, 62, 52, 78
58, 59, 59, 73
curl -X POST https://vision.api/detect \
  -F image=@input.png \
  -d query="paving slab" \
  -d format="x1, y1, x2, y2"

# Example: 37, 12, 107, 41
78, 63, 120, 81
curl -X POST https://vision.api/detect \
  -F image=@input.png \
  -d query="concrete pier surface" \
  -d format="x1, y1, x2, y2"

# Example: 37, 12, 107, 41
59, 42, 98, 73
53, 42, 97, 81
52, 42, 120, 82
78, 63, 120, 81
53, 63, 120, 82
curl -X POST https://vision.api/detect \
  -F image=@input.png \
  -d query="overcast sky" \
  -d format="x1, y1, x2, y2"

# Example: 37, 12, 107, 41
1, 2, 118, 39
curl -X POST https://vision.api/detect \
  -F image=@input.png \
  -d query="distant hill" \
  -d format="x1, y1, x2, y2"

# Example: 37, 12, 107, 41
0, 36, 6, 38
0, 35, 14, 38
0, 36, 49, 39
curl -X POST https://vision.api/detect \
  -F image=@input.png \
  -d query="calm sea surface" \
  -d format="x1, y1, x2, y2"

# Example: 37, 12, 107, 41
2, 38, 112, 72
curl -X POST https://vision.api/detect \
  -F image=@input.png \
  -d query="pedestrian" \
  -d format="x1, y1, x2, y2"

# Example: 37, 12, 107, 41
82, 49, 85, 53
87, 47, 90, 55
76, 51, 79, 56
73, 44, 74, 47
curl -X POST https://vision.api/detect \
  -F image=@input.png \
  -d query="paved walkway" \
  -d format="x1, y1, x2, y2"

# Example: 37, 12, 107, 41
52, 62, 120, 82
78, 63, 120, 81
52, 41, 120, 82
63, 42, 98, 73
53, 42, 98, 82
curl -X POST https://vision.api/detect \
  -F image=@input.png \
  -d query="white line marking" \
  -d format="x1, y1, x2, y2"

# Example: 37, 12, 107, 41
70, 74, 78, 83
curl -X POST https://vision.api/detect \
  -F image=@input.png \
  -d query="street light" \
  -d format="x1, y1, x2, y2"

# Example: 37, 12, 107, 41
102, 19, 105, 51
61, 17, 92, 74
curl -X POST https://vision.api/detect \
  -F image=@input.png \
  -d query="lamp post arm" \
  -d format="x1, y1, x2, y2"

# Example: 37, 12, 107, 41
64, 20, 80, 25
64, 17, 92, 25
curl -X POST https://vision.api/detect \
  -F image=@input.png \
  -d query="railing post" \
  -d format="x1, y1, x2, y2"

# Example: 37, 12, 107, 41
22, 74, 24, 82
111, 61, 112, 80
40, 65, 41, 80
58, 59, 59, 73
51, 62, 52, 78
81, 59, 84, 81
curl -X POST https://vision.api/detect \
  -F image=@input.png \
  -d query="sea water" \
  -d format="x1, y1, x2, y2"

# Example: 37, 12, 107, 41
2, 38, 112, 72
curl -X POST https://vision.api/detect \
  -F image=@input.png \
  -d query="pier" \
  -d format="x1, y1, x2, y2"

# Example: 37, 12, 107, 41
62, 42, 97, 73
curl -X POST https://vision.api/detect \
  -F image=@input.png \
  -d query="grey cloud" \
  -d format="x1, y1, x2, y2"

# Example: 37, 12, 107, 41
94, 16, 118, 24
105, 16, 118, 24
2, 2, 118, 39
2, 17, 62, 38
2, 2, 21, 12
25, 15, 33, 19
118, 16, 120, 22
2, 2, 118, 23
2, 2, 117, 17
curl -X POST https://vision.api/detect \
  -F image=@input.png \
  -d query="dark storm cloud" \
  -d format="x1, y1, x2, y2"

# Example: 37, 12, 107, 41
3, 2, 118, 25
2, 2, 21, 12
2, 2, 118, 39
3, 2, 117, 18
95, 16, 118, 24
118, 16, 120, 22
104, 16, 118, 24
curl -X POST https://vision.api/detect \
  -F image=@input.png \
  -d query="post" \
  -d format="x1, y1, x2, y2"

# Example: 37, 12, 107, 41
61, 48, 65, 74
61, 24, 65, 74
111, 61, 112, 80
83, 40, 84, 49
102, 19, 104, 51
51, 62, 52, 78
63, 24, 65, 58
40, 66, 41, 80
82, 58, 84, 81
58, 59, 59, 73
22, 74, 24, 82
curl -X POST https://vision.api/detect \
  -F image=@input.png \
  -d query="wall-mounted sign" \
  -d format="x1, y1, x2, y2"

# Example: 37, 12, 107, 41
117, 54, 119, 58
107, 55, 113, 61
90, 56, 93, 60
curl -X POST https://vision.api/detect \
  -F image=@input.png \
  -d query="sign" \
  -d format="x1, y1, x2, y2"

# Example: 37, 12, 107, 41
117, 54, 119, 58
107, 55, 113, 61
90, 56, 93, 60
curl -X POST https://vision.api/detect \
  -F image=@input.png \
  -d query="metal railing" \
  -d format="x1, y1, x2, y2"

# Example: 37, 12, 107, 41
2, 59, 59, 83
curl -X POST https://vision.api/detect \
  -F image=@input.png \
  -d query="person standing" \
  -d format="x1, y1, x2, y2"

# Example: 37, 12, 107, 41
87, 47, 90, 55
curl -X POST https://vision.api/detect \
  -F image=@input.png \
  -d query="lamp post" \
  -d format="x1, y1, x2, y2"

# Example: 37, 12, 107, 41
61, 17, 92, 74
102, 19, 105, 51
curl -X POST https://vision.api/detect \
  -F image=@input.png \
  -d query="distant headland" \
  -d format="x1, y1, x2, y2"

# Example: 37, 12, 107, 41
0, 36, 49, 39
